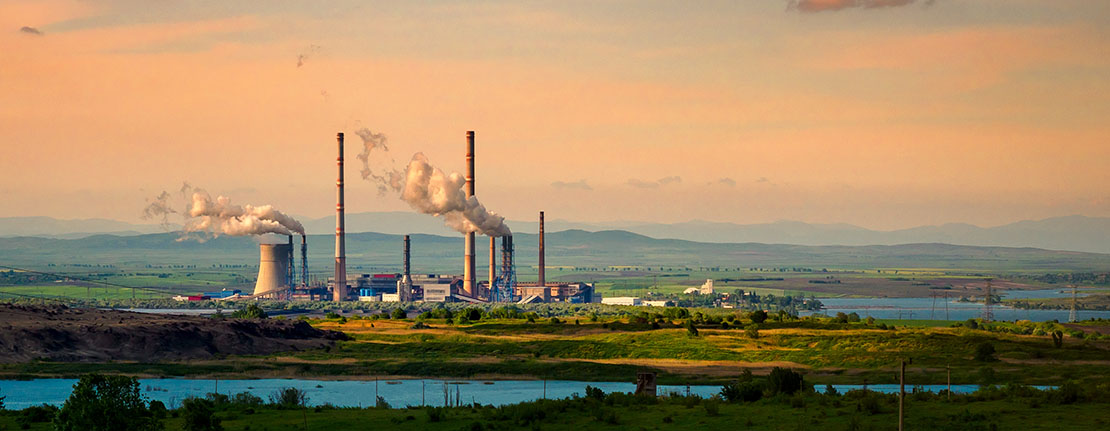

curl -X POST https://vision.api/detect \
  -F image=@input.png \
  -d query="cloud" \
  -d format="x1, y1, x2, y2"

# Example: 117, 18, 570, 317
658, 176, 682, 185
756, 177, 770, 183
627, 176, 683, 189
552, 180, 592, 190
627, 178, 660, 189
788, 0, 933, 13
718, 178, 736, 187
19, 26, 43, 36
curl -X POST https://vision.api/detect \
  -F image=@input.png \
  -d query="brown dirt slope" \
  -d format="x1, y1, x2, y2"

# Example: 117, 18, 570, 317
0, 304, 345, 363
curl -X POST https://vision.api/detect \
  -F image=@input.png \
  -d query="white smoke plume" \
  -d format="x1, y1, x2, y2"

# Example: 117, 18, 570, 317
143, 184, 304, 240
185, 190, 305, 237
353, 130, 511, 237
400, 153, 511, 237
354, 128, 404, 195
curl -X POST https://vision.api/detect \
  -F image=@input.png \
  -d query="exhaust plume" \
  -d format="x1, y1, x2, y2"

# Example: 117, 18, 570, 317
354, 128, 403, 195
142, 184, 305, 240
353, 130, 511, 237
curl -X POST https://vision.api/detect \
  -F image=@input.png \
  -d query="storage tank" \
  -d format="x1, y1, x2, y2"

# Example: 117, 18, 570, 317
255, 243, 292, 296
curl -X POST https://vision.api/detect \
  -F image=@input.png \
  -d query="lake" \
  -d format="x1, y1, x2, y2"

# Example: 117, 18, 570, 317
800, 288, 1110, 321
0, 378, 1054, 410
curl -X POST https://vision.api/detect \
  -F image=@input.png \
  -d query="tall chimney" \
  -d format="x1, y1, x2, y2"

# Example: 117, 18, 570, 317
400, 234, 412, 302
334, 132, 347, 302
287, 235, 295, 288
489, 236, 497, 291
463, 131, 476, 297
300, 235, 308, 287
538, 211, 545, 288
403, 235, 411, 278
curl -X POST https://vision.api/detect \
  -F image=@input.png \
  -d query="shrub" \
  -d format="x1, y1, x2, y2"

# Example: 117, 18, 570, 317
685, 320, 699, 337
745, 325, 759, 339
721, 381, 763, 402
585, 386, 605, 400
767, 367, 805, 396
965, 319, 979, 330
19, 404, 58, 424
231, 392, 263, 407
392, 308, 408, 320
974, 342, 996, 362
181, 398, 222, 431
269, 387, 307, 409
231, 303, 267, 319
1051, 330, 1064, 348
749, 310, 768, 324
324, 311, 340, 320
703, 398, 720, 416
847, 312, 861, 323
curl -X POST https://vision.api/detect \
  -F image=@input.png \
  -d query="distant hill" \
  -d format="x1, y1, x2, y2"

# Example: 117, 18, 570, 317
0, 216, 165, 239
0, 229, 1107, 273
4, 214, 1110, 254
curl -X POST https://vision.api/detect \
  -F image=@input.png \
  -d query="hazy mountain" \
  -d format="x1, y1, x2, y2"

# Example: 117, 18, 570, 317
1, 229, 1107, 273
3, 214, 1109, 254
0, 216, 165, 238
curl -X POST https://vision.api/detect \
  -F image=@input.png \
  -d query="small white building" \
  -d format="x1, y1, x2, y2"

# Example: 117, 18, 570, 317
380, 293, 400, 302
644, 300, 672, 307
601, 297, 642, 306
684, 279, 715, 295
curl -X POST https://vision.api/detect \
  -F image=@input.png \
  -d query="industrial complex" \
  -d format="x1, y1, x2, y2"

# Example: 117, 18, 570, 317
189, 131, 595, 305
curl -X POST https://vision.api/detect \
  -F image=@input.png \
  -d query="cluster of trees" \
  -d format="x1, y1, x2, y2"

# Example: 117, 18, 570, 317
7, 374, 314, 431
1022, 272, 1110, 286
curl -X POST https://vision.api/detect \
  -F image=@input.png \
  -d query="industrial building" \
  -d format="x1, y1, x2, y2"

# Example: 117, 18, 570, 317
227, 130, 598, 305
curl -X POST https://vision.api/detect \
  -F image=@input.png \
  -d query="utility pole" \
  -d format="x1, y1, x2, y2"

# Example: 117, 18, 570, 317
899, 359, 907, 431
944, 292, 949, 321
1069, 284, 1078, 323
982, 279, 994, 322
946, 364, 951, 401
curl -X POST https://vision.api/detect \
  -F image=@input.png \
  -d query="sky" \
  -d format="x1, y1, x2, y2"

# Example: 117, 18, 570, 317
2, 0, 1109, 230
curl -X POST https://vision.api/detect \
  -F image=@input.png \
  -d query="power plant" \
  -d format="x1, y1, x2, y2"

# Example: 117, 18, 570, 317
186, 130, 593, 304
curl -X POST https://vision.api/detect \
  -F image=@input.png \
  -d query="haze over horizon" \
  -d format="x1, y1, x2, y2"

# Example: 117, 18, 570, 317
3, 0, 1109, 231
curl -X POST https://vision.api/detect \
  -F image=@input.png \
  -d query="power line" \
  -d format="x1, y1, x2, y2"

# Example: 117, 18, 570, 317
0, 264, 180, 297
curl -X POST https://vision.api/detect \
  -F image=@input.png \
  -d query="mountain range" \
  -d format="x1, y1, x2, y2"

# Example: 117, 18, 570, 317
2, 214, 1109, 254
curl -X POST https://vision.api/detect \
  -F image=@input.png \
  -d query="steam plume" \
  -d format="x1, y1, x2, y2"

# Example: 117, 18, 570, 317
354, 128, 404, 195
19, 26, 43, 36
354, 130, 511, 237
143, 184, 304, 239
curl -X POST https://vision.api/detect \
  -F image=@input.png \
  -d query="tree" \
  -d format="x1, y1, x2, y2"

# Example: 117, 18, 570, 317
53, 374, 163, 431
974, 342, 996, 362
391, 308, 407, 320
1051, 330, 1065, 348
181, 398, 222, 431
685, 319, 699, 337
749, 310, 768, 324
231, 303, 267, 319
767, 367, 805, 395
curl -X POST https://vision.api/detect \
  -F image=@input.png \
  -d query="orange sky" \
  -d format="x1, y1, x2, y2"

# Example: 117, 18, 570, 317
2, 0, 1109, 230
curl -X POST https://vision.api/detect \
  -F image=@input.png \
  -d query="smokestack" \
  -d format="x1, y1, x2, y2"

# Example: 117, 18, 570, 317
334, 132, 347, 301
539, 210, 545, 286
399, 234, 413, 302
463, 131, 476, 297
489, 236, 497, 291
300, 235, 307, 287
287, 235, 295, 288
403, 235, 411, 277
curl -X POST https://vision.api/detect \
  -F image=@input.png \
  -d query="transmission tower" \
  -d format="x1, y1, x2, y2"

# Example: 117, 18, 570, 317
982, 279, 994, 322
1069, 284, 1078, 323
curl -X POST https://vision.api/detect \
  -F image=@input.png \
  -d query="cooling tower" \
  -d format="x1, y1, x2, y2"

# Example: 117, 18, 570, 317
255, 243, 292, 296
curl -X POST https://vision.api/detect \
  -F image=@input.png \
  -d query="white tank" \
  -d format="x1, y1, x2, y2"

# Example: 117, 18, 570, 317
255, 243, 292, 296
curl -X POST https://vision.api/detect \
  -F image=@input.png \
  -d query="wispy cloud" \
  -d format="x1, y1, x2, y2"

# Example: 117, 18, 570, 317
788, 0, 934, 13
718, 178, 736, 187
627, 176, 683, 189
756, 177, 770, 183
627, 179, 659, 189
552, 180, 592, 191
19, 26, 43, 36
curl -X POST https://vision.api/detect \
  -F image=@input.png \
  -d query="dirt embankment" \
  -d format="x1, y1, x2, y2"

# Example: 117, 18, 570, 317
0, 304, 346, 363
